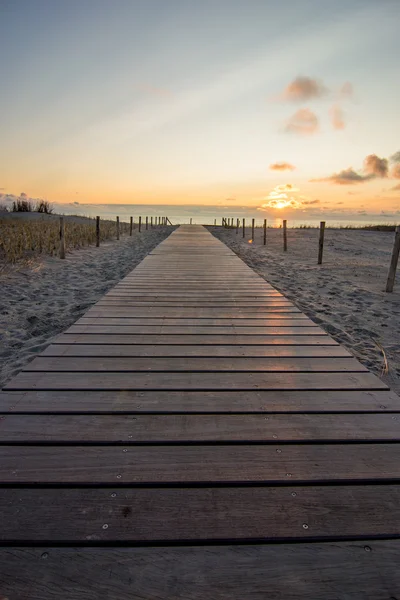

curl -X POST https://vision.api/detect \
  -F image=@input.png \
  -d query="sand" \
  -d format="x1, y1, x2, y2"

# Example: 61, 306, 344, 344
209, 226, 400, 395
0, 225, 175, 387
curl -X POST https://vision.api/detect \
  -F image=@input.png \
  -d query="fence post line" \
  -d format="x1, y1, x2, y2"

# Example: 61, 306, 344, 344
318, 221, 326, 265
214, 218, 216, 225
190, 218, 192, 225
59, 216, 65, 259
386, 226, 400, 292
96, 216, 100, 247
138, 216, 142, 232
263, 219, 267, 245
116, 216, 120, 240
129, 216, 133, 236
145, 216, 148, 230
283, 220, 287, 251
251, 218, 255, 241
236, 218, 239, 234
150, 216, 153, 227
242, 218, 245, 238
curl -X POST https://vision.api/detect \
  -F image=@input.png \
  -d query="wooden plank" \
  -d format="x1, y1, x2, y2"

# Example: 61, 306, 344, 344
24, 357, 366, 373
76, 317, 315, 325
3, 541, 399, 600
40, 344, 352, 358
2, 389, 397, 413
5, 371, 384, 391
0, 414, 399, 442
51, 334, 336, 345
86, 308, 303, 316
1, 485, 400, 542
65, 325, 323, 335
1, 443, 399, 483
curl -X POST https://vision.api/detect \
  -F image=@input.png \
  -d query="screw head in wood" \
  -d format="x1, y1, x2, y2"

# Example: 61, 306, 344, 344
303, 524, 309, 529
102, 524, 109, 530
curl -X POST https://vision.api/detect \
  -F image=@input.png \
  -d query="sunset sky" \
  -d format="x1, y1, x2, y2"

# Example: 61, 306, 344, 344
1, 0, 400, 219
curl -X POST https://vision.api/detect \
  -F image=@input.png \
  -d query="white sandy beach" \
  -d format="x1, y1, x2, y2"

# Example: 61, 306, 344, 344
210, 226, 400, 395
0, 224, 175, 386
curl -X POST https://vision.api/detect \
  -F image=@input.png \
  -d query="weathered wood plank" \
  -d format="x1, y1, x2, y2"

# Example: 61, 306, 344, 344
65, 325, 323, 335
24, 356, 366, 373
86, 308, 303, 316
5, 371, 383, 390
0, 414, 399, 442
1, 541, 399, 600
76, 317, 314, 325
0, 444, 399, 483
51, 334, 336, 345
1, 389, 397, 413
1, 485, 400, 541
39, 343, 351, 358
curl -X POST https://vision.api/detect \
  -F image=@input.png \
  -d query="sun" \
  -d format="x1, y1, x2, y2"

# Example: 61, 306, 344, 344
274, 200, 291, 209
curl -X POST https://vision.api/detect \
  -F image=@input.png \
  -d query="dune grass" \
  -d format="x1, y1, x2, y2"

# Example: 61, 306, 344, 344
0, 216, 131, 263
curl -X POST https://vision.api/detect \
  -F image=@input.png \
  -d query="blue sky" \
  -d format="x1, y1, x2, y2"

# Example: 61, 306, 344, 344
1, 0, 400, 219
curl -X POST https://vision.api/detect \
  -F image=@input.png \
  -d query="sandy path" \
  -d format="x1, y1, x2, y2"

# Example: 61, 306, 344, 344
0, 227, 175, 387
209, 226, 400, 395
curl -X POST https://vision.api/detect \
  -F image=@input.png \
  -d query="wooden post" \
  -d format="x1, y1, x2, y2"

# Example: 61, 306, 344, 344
386, 226, 400, 292
242, 218, 245, 238
59, 216, 65, 259
129, 216, 133, 236
318, 221, 326, 265
116, 216, 120, 240
236, 218, 239, 234
145, 216, 148, 230
283, 220, 287, 251
214, 218, 216, 225
96, 216, 100, 247
190, 218, 192, 225
151, 216, 153, 227
138, 216, 142, 232
263, 219, 267, 245
252, 218, 255, 241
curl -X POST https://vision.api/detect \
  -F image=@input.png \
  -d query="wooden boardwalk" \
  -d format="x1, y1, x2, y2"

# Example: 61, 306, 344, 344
1, 224, 400, 598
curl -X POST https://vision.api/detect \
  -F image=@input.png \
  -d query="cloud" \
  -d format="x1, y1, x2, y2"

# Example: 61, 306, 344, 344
330, 104, 346, 130
225, 197, 236, 202
284, 108, 319, 135
258, 184, 320, 211
390, 183, 400, 191
137, 84, 172, 98
390, 164, 400, 179
363, 154, 388, 178
339, 81, 354, 99
390, 151, 400, 163
311, 168, 371, 185
312, 153, 390, 185
269, 162, 296, 172
280, 76, 328, 102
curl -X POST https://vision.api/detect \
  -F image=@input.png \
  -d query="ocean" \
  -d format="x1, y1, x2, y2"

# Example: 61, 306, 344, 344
54, 203, 399, 228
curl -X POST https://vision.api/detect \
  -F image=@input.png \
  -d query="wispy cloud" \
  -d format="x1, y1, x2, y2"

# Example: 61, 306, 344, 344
258, 184, 320, 210
339, 81, 354, 99
330, 104, 346, 130
390, 183, 400, 191
137, 84, 173, 98
311, 168, 371, 185
284, 108, 319, 136
278, 76, 328, 102
269, 162, 296, 171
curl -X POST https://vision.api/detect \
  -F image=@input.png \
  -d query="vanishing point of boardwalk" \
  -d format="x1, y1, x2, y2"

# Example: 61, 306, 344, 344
1, 226, 400, 598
